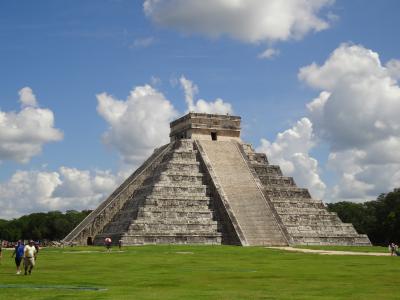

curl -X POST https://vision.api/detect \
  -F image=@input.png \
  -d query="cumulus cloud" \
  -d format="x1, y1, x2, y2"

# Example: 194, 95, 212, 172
144, 0, 334, 43
0, 87, 63, 163
18, 87, 38, 107
386, 59, 400, 80
299, 43, 400, 201
96, 84, 178, 165
258, 48, 280, 59
180, 76, 233, 114
96, 77, 234, 167
0, 167, 121, 219
256, 118, 326, 199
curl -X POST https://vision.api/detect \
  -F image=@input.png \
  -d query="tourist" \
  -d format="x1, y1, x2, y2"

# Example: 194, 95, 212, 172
389, 243, 398, 256
12, 240, 25, 274
118, 239, 122, 250
34, 241, 40, 257
104, 237, 112, 252
0, 241, 2, 265
23, 240, 37, 275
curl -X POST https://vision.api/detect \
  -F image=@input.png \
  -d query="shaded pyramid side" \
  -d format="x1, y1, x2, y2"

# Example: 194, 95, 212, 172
63, 143, 172, 245
94, 139, 221, 245
241, 143, 371, 246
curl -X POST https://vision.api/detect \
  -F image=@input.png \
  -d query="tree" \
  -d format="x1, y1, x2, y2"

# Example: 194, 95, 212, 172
0, 210, 91, 241
328, 189, 400, 245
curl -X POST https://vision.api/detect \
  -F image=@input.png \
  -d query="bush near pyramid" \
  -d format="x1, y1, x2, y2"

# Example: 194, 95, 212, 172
63, 113, 371, 246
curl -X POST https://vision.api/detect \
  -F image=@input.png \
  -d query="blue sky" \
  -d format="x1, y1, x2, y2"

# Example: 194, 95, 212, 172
1, 0, 400, 219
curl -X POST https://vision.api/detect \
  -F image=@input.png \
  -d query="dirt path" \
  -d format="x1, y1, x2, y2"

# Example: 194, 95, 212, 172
267, 247, 390, 256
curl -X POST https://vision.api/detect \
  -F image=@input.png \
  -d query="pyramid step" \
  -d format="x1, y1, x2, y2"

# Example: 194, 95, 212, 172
162, 150, 197, 162
144, 173, 204, 186
258, 175, 296, 187
268, 197, 325, 207
127, 223, 218, 233
275, 207, 330, 214
121, 234, 221, 245
134, 184, 209, 198
141, 205, 212, 212
140, 180, 206, 189
287, 224, 357, 235
172, 139, 195, 151
152, 169, 203, 177
253, 165, 283, 176
292, 235, 371, 246
144, 200, 211, 209
272, 200, 325, 209
132, 197, 211, 209
263, 187, 311, 199
138, 210, 214, 219
132, 218, 218, 226
158, 161, 201, 173
278, 210, 337, 216
280, 213, 341, 226
246, 152, 269, 165
138, 193, 211, 201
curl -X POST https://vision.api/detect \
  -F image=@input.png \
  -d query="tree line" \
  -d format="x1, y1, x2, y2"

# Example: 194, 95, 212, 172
327, 188, 400, 245
0, 189, 399, 245
0, 210, 91, 242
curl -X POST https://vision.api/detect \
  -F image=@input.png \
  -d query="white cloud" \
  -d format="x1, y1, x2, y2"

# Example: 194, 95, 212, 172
150, 76, 161, 86
0, 167, 121, 219
299, 43, 400, 201
96, 84, 178, 165
386, 59, 400, 80
256, 118, 326, 199
131, 36, 155, 48
96, 78, 233, 166
144, 0, 334, 43
258, 48, 280, 59
180, 76, 233, 114
0, 87, 63, 163
18, 87, 38, 107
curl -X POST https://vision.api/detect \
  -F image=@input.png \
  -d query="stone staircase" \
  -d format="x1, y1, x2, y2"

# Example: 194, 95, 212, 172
241, 144, 371, 246
94, 139, 221, 245
63, 143, 171, 245
197, 140, 288, 246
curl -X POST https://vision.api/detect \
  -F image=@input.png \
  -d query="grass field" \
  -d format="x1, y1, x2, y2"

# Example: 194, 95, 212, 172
0, 245, 399, 299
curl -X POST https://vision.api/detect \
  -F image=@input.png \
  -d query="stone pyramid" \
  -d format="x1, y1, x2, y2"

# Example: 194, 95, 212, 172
63, 113, 371, 246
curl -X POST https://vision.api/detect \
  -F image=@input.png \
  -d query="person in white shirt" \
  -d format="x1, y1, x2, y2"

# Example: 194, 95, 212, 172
24, 240, 37, 275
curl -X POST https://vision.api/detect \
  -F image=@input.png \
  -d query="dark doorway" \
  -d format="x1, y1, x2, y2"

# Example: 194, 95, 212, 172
87, 236, 93, 246
211, 132, 217, 141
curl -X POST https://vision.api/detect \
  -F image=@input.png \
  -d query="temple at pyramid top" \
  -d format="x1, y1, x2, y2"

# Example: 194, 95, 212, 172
170, 112, 241, 142
64, 112, 371, 247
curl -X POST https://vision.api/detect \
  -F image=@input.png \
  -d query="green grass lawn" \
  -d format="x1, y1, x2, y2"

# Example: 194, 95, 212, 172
0, 245, 398, 299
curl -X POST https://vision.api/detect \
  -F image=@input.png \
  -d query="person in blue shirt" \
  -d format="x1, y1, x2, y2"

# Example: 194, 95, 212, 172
12, 240, 24, 275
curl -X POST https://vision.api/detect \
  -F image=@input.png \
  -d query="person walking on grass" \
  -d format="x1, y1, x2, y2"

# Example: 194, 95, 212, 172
104, 237, 112, 252
23, 240, 37, 275
389, 243, 398, 256
118, 239, 122, 250
0, 241, 2, 265
12, 240, 25, 274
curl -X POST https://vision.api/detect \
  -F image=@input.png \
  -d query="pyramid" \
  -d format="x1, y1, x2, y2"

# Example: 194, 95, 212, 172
63, 113, 371, 246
